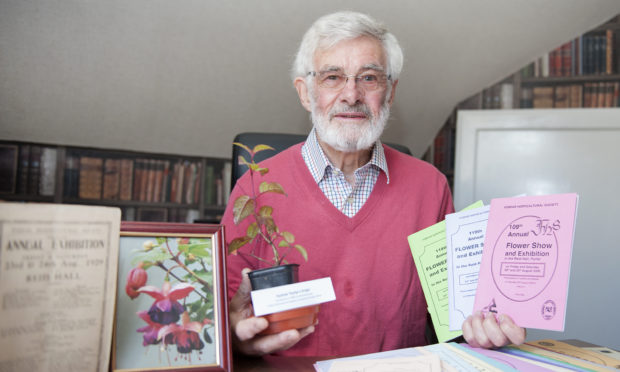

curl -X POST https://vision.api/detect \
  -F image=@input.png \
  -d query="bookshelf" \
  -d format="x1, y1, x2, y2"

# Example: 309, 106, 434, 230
425, 14, 620, 188
0, 140, 232, 223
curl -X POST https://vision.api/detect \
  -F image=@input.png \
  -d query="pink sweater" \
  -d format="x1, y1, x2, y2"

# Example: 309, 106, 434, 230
222, 143, 454, 356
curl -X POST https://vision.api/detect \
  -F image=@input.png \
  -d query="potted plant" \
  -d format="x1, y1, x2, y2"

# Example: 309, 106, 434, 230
227, 143, 317, 334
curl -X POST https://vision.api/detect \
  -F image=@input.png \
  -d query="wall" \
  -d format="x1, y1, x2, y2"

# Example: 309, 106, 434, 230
2, 1, 620, 158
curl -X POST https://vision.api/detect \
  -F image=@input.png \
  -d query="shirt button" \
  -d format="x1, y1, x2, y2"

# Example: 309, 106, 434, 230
346, 197, 354, 204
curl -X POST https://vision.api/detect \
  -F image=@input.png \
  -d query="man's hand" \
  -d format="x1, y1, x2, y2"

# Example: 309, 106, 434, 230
462, 311, 526, 348
229, 268, 316, 355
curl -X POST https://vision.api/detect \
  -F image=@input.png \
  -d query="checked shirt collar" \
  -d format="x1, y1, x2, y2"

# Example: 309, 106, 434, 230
301, 128, 390, 217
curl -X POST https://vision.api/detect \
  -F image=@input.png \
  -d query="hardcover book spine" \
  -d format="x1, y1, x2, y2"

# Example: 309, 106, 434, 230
103, 158, 121, 200
184, 162, 195, 204
519, 87, 533, 108
222, 161, 232, 204
170, 162, 179, 203
63, 154, 79, 198
145, 159, 155, 202
152, 160, 163, 203
176, 161, 186, 204
78, 156, 103, 200
0, 144, 19, 194
597, 82, 606, 107
17, 144, 31, 194
606, 29, 613, 74
39, 147, 57, 196
161, 160, 170, 202
583, 82, 593, 107
132, 159, 145, 201
561, 42, 572, 76
119, 159, 134, 201
192, 161, 202, 205
584, 34, 593, 75
27, 145, 42, 195
204, 164, 215, 206
553, 86, 569, 108
569, 84, 583, 107
140, 158, 149, 202
532, 86, 554, 108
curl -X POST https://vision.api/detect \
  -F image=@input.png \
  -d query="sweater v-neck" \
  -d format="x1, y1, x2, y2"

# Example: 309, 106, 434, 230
289, 143, 389, 232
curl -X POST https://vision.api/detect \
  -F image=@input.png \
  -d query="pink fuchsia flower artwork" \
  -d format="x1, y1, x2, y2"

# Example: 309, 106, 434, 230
118, 236, 216, 368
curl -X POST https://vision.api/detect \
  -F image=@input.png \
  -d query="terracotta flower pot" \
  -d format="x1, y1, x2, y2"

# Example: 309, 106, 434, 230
259, 304, 320, 335
248, 264, 318, 335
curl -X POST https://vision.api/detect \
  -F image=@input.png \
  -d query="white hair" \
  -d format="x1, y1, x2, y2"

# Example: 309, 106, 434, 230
291, 11, 403, 82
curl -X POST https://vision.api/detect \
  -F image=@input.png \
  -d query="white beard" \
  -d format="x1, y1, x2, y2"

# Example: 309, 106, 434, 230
311, 99, 390, 152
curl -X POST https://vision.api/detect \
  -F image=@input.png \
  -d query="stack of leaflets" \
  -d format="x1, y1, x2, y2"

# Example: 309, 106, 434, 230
408, 193, 579, 340
314, 338, 620, 372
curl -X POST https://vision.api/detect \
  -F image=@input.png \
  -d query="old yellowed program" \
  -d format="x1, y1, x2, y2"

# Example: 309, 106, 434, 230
0, 203, 120, 372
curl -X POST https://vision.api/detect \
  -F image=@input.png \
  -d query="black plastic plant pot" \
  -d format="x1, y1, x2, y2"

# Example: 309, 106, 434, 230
248, 263, 299, 290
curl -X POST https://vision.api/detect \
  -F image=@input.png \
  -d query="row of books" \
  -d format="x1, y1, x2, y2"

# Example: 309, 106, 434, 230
204, 162, 232, 207
62, 154, 231, 207
521, 82, 620, 108
1, 142, 232, 224
432, 123, 455, 176
521, 26, 620, 78
481, 83, 515, 110
315, 339, 620, 371
0, 144, 57, 196
64, 155, 207, 204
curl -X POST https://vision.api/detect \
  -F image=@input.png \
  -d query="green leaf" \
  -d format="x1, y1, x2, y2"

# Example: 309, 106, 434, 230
264, 216, 276, 235
233, 142, 253, 155
281, 231, 294, 243
189, 301, 202, 313
188, 242, 212, 258
228, 236, 251, 254
257, 167, 269, 176
233, 195, 255, 225
193, 269, 213, 287
259, 181, 286, 195
278, 240, 290, 247
294, 244, 308, 261
237, 155, 251, 168
246, 222, 259, 238
252, 144, 275, 154
258, 206, 273, 218
130, 249, 171, 266
178, 243, 190, 255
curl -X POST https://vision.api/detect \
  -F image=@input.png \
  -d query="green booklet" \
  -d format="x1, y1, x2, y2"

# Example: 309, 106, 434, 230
408, 201, 483, 343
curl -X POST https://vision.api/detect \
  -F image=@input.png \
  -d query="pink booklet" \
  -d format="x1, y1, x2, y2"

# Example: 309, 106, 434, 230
473, 193, 579, 331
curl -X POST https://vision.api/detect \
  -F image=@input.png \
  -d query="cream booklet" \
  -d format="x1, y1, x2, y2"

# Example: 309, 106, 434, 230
0, 203, 120, 372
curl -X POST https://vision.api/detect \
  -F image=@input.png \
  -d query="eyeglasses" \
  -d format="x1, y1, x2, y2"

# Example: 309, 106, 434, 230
308, 70, 391, 92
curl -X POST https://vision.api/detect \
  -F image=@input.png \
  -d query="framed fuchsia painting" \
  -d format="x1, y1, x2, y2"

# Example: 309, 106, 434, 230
112, 222, 231, 372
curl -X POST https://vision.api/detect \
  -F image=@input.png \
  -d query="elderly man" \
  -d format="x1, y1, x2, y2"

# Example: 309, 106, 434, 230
222, 11, 525, 356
